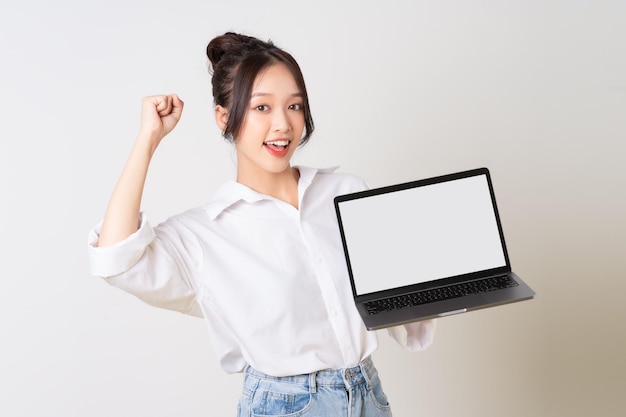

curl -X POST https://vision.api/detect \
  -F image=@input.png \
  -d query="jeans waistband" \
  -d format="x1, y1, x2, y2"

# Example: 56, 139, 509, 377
244, 356, 378, 393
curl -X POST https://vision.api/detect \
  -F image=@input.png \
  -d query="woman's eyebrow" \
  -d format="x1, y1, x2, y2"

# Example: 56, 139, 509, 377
250, 92, 303, 98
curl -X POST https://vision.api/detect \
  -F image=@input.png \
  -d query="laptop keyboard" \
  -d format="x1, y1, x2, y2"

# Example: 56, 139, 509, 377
363, 275, 518, 315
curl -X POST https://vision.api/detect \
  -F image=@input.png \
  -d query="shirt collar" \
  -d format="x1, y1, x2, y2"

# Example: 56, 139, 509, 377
203, 166, 338, 220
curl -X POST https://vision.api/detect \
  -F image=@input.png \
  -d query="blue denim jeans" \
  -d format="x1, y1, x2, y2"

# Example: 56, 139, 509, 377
237, 356, 393, 417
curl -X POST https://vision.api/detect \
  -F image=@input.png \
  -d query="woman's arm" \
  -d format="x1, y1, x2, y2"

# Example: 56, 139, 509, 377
97, 94, 184, 247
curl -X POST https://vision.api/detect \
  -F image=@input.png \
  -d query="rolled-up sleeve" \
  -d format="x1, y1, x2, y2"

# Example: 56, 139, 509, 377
87, 213, 202, 317
387, 319, 437, 351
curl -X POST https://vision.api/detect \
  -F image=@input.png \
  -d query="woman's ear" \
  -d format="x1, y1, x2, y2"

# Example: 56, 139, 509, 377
214, 105, 229, 132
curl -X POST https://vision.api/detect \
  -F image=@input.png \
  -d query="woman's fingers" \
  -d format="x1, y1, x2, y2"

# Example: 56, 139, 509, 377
156, 95, 173, 117
140, 94, 184, 137
169, 94, 184, 119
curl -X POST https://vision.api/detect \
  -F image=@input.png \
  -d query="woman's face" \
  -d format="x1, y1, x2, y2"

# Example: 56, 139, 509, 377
233, 63, 305, 180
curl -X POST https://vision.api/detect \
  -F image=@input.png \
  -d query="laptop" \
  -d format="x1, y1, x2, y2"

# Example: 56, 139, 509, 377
334, 167, 535, 330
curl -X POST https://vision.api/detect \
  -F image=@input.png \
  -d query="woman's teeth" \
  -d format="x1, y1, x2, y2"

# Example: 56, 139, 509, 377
264, 140, 289, 147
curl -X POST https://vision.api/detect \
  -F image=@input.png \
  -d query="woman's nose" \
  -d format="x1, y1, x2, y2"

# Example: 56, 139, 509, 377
272, 108, 290, 132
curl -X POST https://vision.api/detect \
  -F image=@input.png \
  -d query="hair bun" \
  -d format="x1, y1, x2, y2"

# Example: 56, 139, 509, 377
206, 32, 275, 69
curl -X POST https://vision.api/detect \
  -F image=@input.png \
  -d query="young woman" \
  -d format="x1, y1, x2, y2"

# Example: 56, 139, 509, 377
88, 32, 435, 417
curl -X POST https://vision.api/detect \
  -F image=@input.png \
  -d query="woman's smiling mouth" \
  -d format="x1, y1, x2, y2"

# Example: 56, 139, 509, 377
263, 140, 291, 157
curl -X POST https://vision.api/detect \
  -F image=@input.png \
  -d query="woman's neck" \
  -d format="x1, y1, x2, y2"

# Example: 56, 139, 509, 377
237, 166, 300, 209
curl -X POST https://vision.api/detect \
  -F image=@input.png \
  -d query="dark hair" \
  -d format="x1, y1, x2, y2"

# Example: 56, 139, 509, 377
206, 32, 314, 145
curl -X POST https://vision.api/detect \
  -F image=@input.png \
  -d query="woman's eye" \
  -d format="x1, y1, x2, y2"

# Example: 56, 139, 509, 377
289, 103, 303, 111
255, 105, 270, 112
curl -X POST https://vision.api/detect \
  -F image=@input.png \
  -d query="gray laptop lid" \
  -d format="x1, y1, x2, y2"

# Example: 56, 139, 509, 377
336, 169, 506, 297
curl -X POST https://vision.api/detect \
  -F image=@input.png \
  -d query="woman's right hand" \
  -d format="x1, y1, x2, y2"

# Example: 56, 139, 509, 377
97, 94, 184, 247
139, 94, 184, 151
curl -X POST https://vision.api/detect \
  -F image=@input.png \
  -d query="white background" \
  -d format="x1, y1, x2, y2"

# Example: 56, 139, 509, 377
1, 1, 624, 416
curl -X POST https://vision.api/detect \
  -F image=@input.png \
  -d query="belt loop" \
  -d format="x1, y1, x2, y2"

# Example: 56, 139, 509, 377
360, 357, 372, 390
309, 371, 317, 394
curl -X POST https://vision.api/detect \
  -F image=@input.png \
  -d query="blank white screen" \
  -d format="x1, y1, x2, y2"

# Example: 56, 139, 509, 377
338, 174, 507, 295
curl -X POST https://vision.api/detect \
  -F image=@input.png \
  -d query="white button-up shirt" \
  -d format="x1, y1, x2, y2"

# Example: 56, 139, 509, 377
88, 166, 435, 376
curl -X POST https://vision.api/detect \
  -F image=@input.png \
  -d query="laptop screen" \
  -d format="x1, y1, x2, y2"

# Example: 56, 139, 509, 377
336, 173, 507, 296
